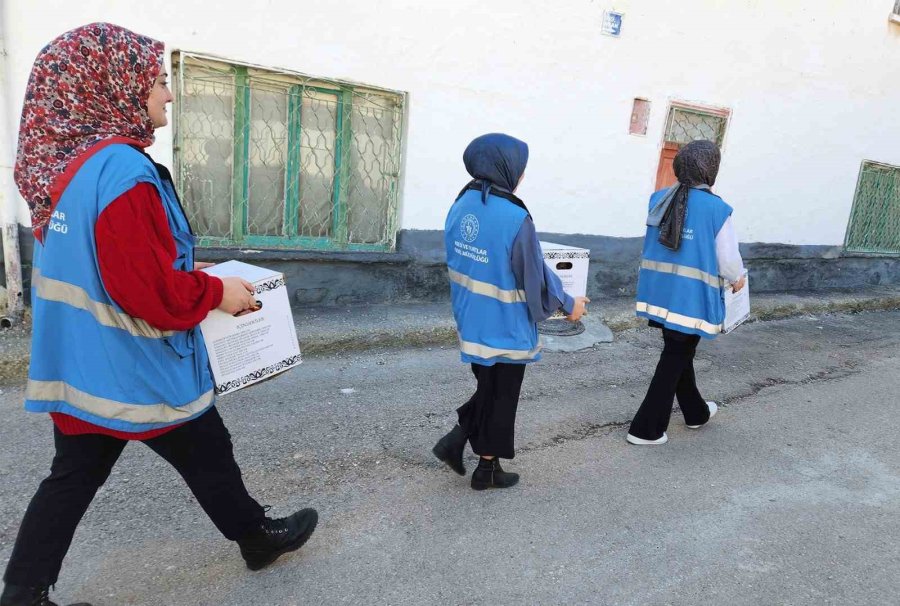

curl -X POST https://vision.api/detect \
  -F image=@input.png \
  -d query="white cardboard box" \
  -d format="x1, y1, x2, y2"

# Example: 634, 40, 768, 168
540, 241, 590, 318
722, 271, 750, 334
200, 261, 302, 395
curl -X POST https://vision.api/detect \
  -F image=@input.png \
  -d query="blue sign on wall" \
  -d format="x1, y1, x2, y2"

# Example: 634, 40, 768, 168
602, 10, 624, 37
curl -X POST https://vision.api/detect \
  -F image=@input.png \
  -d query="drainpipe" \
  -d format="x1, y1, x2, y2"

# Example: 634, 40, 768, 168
0, 10, 25, 328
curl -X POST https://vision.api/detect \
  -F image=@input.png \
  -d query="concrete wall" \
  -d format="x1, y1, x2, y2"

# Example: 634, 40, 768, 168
3, 0, 900, 246
194, 230, 900, 306
3, 226, 899, 306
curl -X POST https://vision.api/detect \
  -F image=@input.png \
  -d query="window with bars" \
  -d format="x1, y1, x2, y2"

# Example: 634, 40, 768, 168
655, 103, 730, 189
664, 106, 728, 147
844, 161, 900, 255
172, 53, 405, 251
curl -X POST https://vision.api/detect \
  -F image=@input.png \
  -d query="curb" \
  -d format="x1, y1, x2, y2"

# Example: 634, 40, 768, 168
300, 325, 459, 357
2, 293, 900, 385
601, 293, 900, 333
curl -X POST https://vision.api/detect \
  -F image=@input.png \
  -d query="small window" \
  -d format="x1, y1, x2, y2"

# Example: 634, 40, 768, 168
629, 98, 651, 136
844, 161, 900, 255
172, 53, 406, 251
664, 106, 728, 148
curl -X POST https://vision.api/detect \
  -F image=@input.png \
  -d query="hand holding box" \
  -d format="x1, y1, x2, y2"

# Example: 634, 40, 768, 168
722, 271, 750, 334
539, 241, 590, 319
200, 261, 302, 395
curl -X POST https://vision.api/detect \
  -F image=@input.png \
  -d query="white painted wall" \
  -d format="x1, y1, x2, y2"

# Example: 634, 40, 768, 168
3, 0, 900, 245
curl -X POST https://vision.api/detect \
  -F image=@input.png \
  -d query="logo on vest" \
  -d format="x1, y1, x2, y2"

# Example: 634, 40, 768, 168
460, 214, 479, 243
48, 210, 68, 235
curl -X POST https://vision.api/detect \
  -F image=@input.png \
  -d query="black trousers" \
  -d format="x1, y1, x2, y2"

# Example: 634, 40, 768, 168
457, 362, 527, 459
3, 407, 265, 587
629, 328, 711, 440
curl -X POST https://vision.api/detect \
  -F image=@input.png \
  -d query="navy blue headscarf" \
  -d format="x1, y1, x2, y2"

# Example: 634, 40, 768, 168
460, 133, 529, 204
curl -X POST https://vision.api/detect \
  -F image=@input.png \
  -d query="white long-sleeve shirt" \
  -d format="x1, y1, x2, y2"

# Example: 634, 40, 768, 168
715, 216, 745, 283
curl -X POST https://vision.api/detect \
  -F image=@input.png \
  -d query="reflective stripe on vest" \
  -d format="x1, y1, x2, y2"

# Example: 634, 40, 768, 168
448, 268, 527, 304
458, 338, 543, 361
640, 259, 722, 290
27, 379, 214, 424
32, 269, 173, 339
635, 301, 722, 336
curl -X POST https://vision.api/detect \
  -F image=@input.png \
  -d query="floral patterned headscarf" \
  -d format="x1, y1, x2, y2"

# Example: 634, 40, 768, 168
14, 23, 164, 233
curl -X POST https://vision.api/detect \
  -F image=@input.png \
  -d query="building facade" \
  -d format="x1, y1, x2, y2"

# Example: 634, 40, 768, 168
3, 0, 900, 304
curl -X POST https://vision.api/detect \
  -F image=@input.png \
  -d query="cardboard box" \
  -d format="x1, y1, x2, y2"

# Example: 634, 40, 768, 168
199, 261, 302, 395
540, 241, 590, 318
722, 271, 750, 334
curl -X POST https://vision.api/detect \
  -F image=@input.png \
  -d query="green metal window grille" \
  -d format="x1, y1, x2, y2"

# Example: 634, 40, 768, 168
844, 161, 900, 255
664, 107, 728, 147
172, 53, 405, 251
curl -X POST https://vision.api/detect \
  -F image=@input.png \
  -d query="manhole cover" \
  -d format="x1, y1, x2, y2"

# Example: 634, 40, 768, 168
538, 319, 585, 337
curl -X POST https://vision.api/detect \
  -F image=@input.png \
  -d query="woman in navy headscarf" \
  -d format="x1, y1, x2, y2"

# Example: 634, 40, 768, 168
432, 133, 589, 490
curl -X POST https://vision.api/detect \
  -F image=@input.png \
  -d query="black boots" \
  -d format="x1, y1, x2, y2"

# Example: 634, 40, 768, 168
471, 457, 519, 490
1, 511, 320, 602
0, 585, 91, 606
432, 424, 468, 475
433, 427, 519, 489
237, 508, 319, 571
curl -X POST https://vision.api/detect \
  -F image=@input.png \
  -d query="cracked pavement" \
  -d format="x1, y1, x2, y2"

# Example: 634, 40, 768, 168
1, 310, 899, 605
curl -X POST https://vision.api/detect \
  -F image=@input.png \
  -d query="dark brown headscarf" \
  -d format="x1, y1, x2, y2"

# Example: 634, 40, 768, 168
658, 140, 721, 251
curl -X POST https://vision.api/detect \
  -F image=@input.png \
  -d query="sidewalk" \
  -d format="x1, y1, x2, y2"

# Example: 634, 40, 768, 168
2, 286, 900, 385
294, 285, 900, 354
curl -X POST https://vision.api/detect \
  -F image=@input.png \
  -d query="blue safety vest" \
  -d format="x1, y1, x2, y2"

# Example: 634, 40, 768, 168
25, 144, 215, 432
445, 189, 541, 365
636, 187, 733, 338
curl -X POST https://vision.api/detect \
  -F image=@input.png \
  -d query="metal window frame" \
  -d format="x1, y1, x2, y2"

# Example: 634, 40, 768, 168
843, 160, 900, 257
662, 100, 731, 149
172, 51, 405, 252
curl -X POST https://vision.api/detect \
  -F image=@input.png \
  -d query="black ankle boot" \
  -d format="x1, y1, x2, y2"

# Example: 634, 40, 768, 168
238, 508, 319, 571
471, 457, 519, 490
0, 585, 91, 606
432, 424, 468, 476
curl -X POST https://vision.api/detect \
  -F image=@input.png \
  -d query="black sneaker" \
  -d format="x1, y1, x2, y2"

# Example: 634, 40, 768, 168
0, 585, 91, 606
471, 457, 519, 490
432, 424, 468, 476
238, 508, 319, 571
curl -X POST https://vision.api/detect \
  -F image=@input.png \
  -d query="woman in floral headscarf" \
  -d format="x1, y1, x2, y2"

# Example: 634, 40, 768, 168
2, 24, 316, 606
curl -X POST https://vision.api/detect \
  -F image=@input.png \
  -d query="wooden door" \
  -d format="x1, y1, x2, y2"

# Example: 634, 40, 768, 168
655, 142, 681, 190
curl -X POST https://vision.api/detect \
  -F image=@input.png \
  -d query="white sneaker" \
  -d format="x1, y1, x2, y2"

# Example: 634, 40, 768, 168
687, 401, 718, 429
626, 432, 668, 445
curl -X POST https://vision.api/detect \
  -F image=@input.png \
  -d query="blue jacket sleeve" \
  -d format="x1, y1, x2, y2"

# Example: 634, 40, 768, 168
511, 217, 576, 322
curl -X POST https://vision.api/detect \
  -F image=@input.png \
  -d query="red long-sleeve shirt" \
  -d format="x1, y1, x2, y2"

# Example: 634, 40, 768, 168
51, 182, 223, 440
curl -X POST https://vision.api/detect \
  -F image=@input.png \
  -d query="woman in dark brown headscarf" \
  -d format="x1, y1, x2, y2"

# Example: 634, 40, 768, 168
629, 140, 746, 446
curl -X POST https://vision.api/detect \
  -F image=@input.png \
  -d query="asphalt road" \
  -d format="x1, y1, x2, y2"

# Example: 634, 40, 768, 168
1, 310, 898, 605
